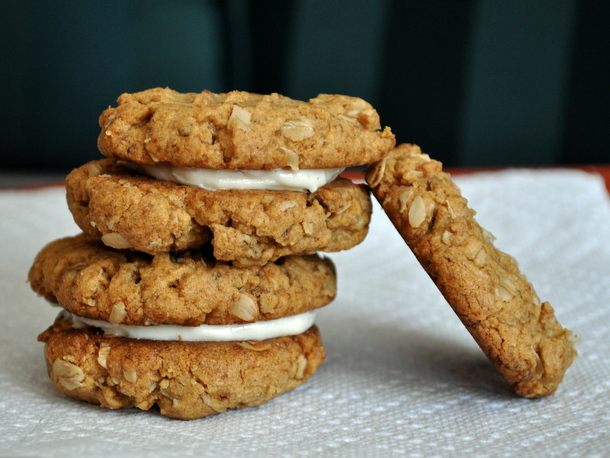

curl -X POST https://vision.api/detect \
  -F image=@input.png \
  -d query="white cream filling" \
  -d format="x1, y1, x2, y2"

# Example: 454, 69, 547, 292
61, 310, 316, 342
132, 163, 343, 192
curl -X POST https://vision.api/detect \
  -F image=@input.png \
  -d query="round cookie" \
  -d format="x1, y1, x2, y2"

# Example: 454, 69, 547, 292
29, 233, 336, 326
66, 159, 372, 266
97, 88, 395, 170
38, 317, 325, 420
366, 143, 577, 398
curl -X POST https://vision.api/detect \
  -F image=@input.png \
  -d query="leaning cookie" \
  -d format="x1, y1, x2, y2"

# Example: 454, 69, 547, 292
28, 233, 336, 326
98, 88, 395, 170
366, 144, 577, 397
39, 317, 325, 420
66, 159, 371, 266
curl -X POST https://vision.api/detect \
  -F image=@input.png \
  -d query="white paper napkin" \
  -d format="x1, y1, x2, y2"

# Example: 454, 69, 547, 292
1, 169, 609, 457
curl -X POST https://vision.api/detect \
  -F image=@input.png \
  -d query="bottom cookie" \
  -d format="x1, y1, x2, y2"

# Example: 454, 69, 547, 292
38, 317, 325, 420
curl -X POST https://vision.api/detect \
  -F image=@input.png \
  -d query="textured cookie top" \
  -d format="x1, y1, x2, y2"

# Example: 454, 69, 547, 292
366, 143, 577, 398
98, 88, 395, 169
29, 234, 336, 326
66, 159, 371, 265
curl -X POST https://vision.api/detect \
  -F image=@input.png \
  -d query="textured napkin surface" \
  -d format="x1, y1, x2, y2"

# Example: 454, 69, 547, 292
1, 169, 609, 457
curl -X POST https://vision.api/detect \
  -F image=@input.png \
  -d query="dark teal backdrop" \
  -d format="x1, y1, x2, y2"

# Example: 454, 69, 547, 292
2, 0, 608, 172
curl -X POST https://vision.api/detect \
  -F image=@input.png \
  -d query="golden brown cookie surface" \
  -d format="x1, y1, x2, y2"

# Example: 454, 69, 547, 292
39, 318, 325, 420
98, 88, 395, 170
66, 159, 371, 266
366, 143, 577, 398
29, 233, 336, 326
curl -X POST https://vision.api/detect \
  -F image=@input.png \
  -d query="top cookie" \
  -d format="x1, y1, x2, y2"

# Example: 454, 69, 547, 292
97, 88, 395, 170
366, 143, 577, 398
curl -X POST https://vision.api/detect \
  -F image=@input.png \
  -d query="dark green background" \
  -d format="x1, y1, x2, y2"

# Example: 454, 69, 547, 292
2, 0, 608, 173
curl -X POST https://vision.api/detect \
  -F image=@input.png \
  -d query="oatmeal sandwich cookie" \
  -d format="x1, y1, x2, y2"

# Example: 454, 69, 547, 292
366, 143, 577, 398
66, 158, 371, 266
87, 88, 392, 264
97, 88, 395, 170
29, 234, 333, 419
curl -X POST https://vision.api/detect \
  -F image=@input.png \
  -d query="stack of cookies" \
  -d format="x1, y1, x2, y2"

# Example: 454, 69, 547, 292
29, 88, 577, 419
28, 88, 395, 419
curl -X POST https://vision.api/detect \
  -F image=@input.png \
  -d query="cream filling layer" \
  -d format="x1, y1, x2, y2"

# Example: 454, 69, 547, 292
131, 163, 343, 192
61, 310, 316, 342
